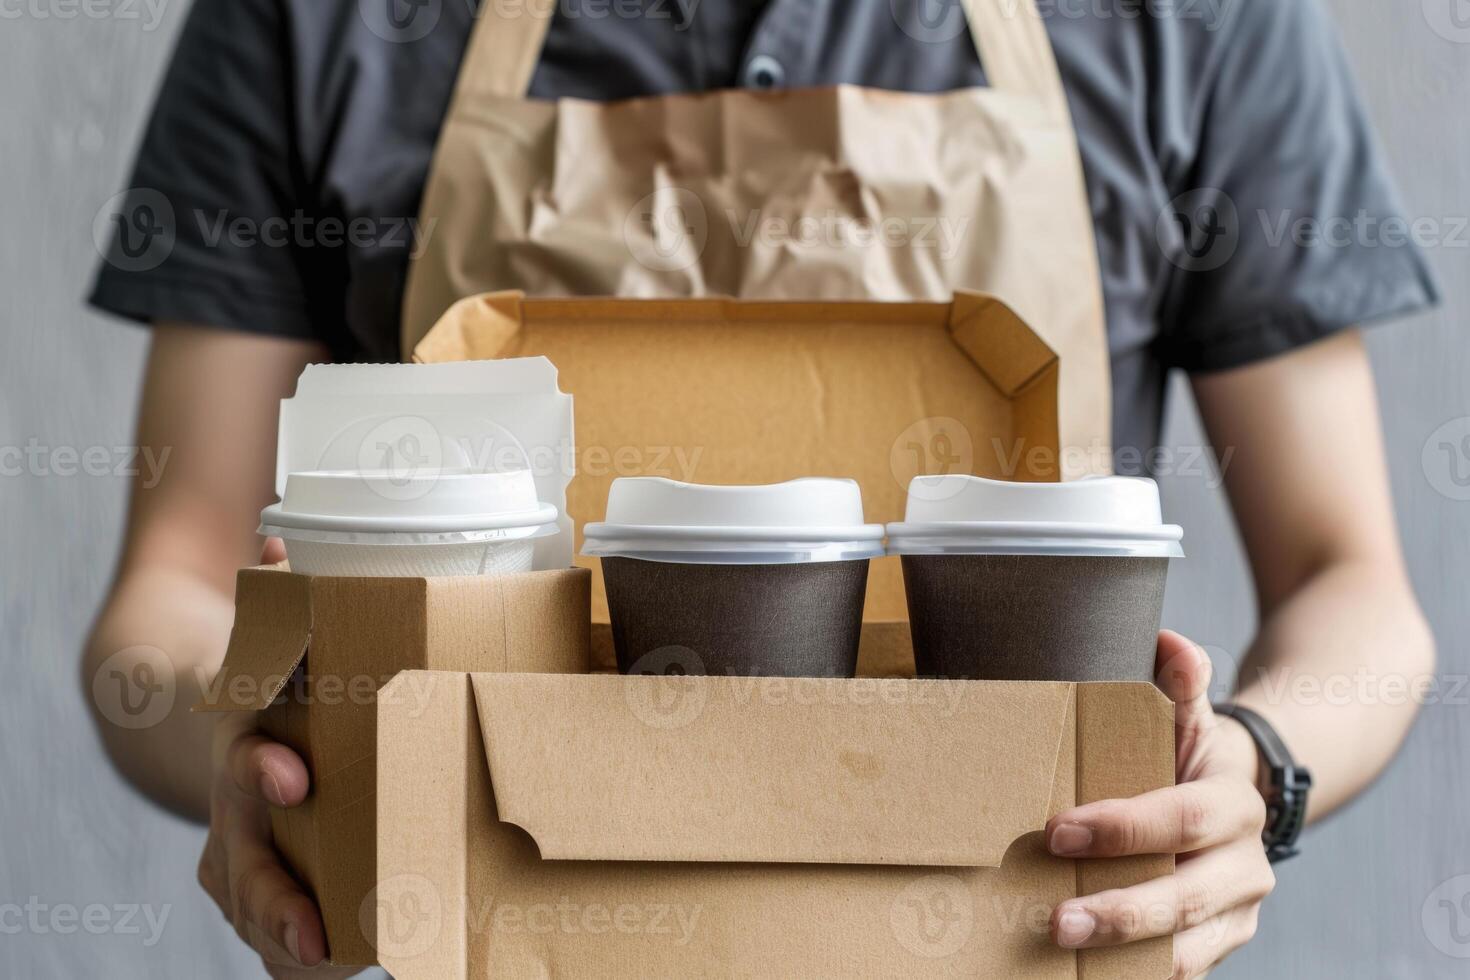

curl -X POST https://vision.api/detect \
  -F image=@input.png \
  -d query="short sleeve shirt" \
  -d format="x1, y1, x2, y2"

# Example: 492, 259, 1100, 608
89, 0, 1439, 459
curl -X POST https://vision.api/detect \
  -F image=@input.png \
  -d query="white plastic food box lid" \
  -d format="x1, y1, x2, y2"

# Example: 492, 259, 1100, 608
262, 360, 572, 563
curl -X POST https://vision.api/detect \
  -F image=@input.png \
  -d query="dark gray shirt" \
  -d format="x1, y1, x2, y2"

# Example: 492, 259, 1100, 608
90, 0, 1438, 458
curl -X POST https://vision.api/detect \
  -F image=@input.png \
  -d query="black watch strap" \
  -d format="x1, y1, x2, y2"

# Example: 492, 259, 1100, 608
1213, 704, 1312, 864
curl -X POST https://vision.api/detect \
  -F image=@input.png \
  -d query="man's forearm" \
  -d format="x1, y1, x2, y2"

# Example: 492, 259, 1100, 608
83, 564, 235, 821
1231, 558, 1434, 821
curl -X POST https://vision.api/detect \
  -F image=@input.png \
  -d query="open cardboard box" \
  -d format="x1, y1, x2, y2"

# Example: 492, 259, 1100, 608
417, 290, 1089, 677
202, 292, 1173, 976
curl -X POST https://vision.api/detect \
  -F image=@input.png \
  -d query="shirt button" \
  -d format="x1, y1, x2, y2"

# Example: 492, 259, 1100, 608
744, 54, 786, 90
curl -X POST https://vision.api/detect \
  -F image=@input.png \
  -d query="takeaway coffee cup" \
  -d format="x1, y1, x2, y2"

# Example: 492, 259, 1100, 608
886, 475, 1184, 682
581, 478, 885, 678
259, 467, 559, 577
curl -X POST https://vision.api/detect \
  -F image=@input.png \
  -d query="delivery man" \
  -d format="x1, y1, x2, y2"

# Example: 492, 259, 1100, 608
86, 1, 1437, 976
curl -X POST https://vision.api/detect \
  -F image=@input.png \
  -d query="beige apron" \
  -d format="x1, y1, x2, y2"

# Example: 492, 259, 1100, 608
403, 0, 1112, 471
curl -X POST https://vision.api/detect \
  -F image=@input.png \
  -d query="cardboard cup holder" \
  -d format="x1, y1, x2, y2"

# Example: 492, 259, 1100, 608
197, 293, 1179, 977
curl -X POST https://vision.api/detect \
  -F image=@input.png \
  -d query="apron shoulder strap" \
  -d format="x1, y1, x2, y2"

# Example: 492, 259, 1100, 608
961, 0, 1070, 117
450, 2, 556, 106
448, 1, 1069, 116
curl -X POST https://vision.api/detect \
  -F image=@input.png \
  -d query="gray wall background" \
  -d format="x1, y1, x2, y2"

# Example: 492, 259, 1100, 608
0, 2, 1465, 977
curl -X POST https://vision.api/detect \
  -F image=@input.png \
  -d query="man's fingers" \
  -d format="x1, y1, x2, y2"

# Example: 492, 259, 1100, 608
1172, 903, 1261, 979
1154, 630, 1217, 735
1047, 778, 1266, 858
209, 715, 336, 974
197, 833, 230, 914
1152, 628, 1223, 743
265, 964, 362, 980
260, 536, 288, 565
1051, 842, 1274, 949
227, 734, 309, 807
227, 835, 329, 967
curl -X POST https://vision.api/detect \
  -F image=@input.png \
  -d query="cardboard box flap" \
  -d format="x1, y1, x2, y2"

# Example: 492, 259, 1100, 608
413, 292, 526, 364
196, 567, 312, 712
470, 673, 1075, 868
948, 291, 1058, 398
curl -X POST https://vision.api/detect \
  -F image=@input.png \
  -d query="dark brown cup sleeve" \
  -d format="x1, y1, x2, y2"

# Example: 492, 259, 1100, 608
901, 554, 1169, 682
602, 557, 869, 679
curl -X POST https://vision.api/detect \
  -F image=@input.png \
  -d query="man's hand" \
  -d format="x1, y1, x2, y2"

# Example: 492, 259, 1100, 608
196, 541, 360, 978
1046, 630, 1275, 979
199, 712, 360, 978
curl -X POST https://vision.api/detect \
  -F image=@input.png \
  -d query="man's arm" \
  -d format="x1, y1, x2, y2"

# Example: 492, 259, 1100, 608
1045, 330, 1432, 976
1193, 329, 1434, 819
83, 323, 325, 819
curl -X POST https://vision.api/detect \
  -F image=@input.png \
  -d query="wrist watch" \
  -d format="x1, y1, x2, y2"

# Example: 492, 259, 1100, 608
1213, 704, 1312, 864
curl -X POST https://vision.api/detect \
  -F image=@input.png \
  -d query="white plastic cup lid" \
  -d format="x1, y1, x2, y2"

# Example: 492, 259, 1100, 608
581, 477, 885, 564
259, 467, 558, 539
886, 474, 1184, 558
